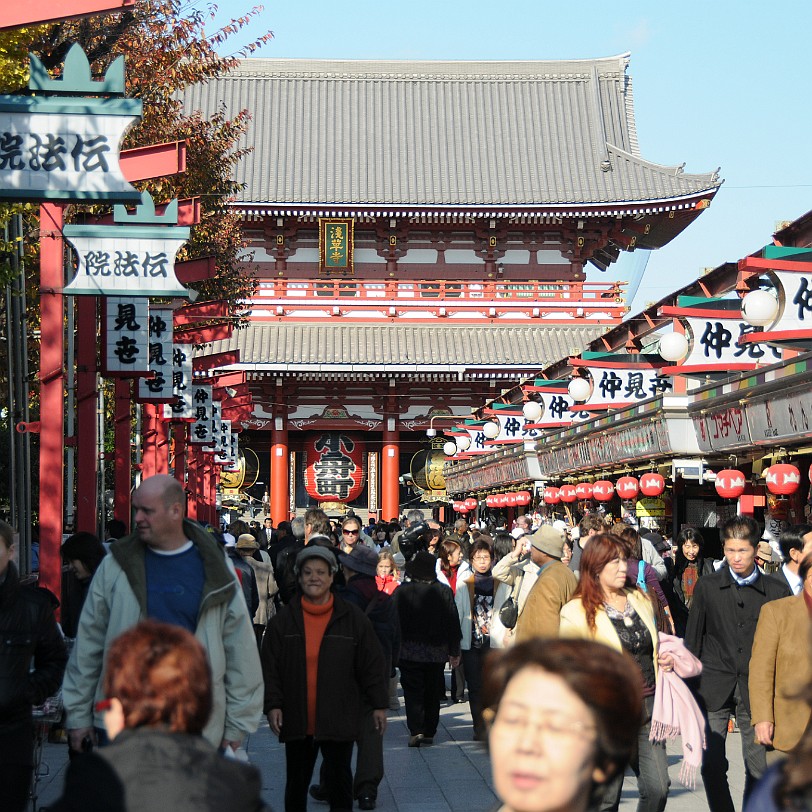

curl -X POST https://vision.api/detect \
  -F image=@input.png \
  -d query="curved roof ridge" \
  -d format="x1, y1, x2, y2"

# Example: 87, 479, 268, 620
606, 142, 721, 187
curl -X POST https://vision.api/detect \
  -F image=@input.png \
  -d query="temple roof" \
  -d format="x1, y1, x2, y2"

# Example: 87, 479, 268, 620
183, 55, 721, 212
206, 322, 604, 377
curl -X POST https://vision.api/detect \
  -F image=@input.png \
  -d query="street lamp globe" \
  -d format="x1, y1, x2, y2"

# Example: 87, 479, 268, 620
443, 441, 458, 456
568, 376, 591, 403
483, 420, 500, 439
456, 434, 471, 451
522, 400, 543, 422
741, 289, 779, 327
658, 331, 690, 362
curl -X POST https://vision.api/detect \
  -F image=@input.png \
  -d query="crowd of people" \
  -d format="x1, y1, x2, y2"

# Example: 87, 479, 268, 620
1, 474, 812, 812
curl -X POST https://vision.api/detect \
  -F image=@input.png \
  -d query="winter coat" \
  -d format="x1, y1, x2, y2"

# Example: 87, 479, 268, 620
243, 555, 278, 626
393, 578, 461, 661
52, 728, 269, 812
262, 594, 388, 742
62, 521, 263, 746
0, 563, 67, 766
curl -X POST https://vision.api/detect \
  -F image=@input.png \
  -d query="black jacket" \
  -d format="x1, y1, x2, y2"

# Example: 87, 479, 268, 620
393, 578, 461, 658
261, 594, 388, 742
52, 728, 268, 812
665, 558, 716, 637
0, 563, 67, 765
684, 565, 791, 712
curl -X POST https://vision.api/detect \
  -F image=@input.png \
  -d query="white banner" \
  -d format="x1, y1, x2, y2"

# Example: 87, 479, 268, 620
104, 297, 149, 373
137, 307, 174, 401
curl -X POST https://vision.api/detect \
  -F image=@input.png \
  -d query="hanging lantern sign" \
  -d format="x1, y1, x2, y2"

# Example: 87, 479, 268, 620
765, 463, 801, 496
495, 493, 509, 508
616, 476, 640, 500
505, 493, 518, 507
137, 307, 174, 402
0, 46, 143, 202
464, 497, 478, 511
63, 192, 191, 298
543, 487, 560, 505
714, 469, 746, 500
163, 344, 194, 420
575, 482, 593, 501
304, 432, 366, 502
485, 495, 496, 508
214, 419, 233, 466
639, 473, 666, 497
559, 484, 578, 503
514, 490, 532, 506
456, 503, 469, 514
592, 480, 615, 502
188, 384, 213, 445
103, 297, 149, 374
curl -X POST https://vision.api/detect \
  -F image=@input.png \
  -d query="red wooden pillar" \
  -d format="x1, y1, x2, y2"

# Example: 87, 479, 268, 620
271, 422, 289, 525
186, 445, 199, 520
173, 423, 186, 486
38, 204, 65, 600
381, 420, 400, 521
113, 378, 132, 530
75, 296, 99, 533
141, 404, 159, 478
155, 415, 169, 475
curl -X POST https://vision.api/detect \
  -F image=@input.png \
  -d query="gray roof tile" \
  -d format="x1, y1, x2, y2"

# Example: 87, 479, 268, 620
182, 55, 720, 209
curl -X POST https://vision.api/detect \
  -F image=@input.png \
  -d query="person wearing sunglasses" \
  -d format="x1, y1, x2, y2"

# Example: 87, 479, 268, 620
340, 517, 375, 554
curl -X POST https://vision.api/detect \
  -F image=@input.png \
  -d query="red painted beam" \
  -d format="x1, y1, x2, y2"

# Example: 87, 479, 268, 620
211, 371, 246, 387
221, 394, 253, 409
174, 300, 230, 325
1, 0, 135, 28
740, 255, 812, 274
215, 382, 249, 398
120, 141, 187, 183
173, 324, 234, 344
88, 197, 200, 226
176, 256, 216, 284
192, 350, 240, 372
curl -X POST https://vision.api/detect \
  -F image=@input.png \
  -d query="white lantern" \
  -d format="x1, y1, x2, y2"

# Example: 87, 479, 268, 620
741, 289, 779, 327
443, 441, 458, 456
522, 400, 543, 421
658, 331, 690, 362
455, 434, 471, 451
568, 376, 592, 403
483, 420, 500, 439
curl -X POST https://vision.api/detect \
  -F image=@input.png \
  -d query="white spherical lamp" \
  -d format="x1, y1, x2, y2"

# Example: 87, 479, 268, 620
455, 434, 471, 451
741, 289, 779, 327
483, 420, 500, 439
658, 331, 690, 363
568, 376, 592, 403
443, 441, 458, 456
522, 400, 543, 422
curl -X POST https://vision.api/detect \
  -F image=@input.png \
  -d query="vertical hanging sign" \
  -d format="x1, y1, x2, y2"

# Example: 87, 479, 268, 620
189, 384, 213, 445
103, 298, 149, 374
137, 306, 174, 402
164, 344, 193, 419
318, 218, 354, 275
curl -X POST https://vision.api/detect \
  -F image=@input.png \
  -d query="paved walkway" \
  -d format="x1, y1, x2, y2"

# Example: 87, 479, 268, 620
32, 687, 746, 811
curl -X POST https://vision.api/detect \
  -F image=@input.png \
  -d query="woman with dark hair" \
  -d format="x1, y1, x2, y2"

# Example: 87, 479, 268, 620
436, 537, 471, 592
483, 638, 643, 812
60, 531, 107, 637
669, 527, 715, 636
455, 538, 498, 740
559, 533, 673, 812
54, 620, 267, 812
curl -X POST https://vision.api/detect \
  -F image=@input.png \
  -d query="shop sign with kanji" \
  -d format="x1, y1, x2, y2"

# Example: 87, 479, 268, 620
206, 400, 223, 455
304, 432, 366, 502
0, 45, 142, 202
137, 307, 174, 402
163, 344, 194, 419
63, 191, 191, 298
693, 405, 751, 453
189, 384, 213, 445
575, 365, 673, 410
103, 298, 149, 375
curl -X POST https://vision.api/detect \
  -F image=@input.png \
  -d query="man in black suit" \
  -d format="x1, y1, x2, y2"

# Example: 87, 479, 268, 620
775, 524, 812, 595
685, 515, 791, 812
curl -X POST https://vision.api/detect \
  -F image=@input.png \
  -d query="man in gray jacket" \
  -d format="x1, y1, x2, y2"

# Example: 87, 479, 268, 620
62, 475, 263, 753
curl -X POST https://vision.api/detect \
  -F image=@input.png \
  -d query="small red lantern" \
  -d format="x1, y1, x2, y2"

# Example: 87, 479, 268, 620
514, 490, 532, 506
505, 492, 518, 507
765, 464, 801, 496
452, 501, 463, 512
592, 480, 615, 502
575, 482, 593, 500
559, 484, 578, 503
640, 473, 665, 497
485, 495, 496, 508
491, 493, 506, 508
543, 487, 560, 505
464, 497, 478, 511
616, 476, 640, 500
714, 469, 746, 500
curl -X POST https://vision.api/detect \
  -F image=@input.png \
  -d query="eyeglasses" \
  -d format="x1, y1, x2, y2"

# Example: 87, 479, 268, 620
493, 711, 596, 742
472, 554, 492, 562
342, 528, 360, 535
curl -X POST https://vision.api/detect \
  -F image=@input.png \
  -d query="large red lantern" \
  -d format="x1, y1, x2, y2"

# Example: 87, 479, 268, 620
616, 476, 639, 500
464, 497, 478, 511
592, 480, 615, 502
639, 473, 665, 497
575, 482, 593, 500
714, 469, 746, 500
304, 432, 366, 502
514, 490, 532, 506
543, 487, 560, 505
505, 492, 518, 507
765, 464, 801, 496
559, 484, 578, 503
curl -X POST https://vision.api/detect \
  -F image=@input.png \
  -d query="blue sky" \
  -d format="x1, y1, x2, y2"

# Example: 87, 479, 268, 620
208, 0, 811, 313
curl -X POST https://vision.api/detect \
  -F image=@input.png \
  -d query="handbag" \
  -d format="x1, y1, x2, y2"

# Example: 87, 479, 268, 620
498, 570, 524, 630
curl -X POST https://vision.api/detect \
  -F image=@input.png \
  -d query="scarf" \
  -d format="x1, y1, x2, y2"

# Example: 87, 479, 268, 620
650, 632, 705, 788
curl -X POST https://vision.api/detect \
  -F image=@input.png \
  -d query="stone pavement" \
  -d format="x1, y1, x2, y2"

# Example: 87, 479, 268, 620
32, 687, 747, 811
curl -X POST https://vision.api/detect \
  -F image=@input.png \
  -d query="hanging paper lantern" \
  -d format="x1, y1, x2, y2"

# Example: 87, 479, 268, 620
765, 464, 801, 496
543, 487, 560, 505
714, 469, 746, 500
514, 490, 532, 506
485, 495, 496, 508
640, 473, 666, 497
575, 482, 593, 501
505, 492, 518, 507
559, 484, 578, 503
464, 497, 478, 511
491, 493, 505, 508
304, 432, 366, 502
616, 476, 640, 500
452, 501, 463, 512
592, 480, 615, 502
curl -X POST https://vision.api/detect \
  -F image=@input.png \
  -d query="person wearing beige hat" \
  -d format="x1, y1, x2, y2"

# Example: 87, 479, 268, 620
236, 534, 278, 648
514, 525, 578, 642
